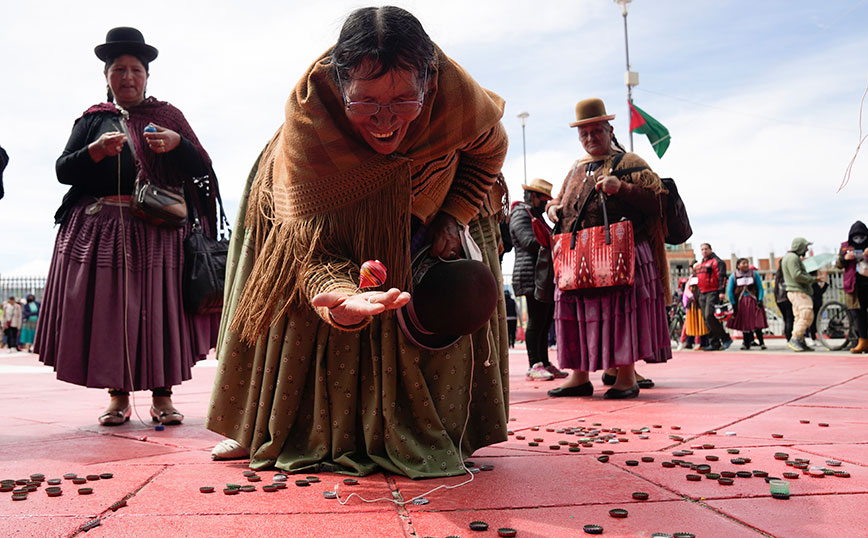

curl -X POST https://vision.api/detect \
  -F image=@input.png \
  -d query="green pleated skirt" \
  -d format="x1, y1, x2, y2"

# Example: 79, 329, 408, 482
205, 174, 509, 478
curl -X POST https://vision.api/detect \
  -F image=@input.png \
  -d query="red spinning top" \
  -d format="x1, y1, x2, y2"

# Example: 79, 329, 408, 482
359, 260, 387, 289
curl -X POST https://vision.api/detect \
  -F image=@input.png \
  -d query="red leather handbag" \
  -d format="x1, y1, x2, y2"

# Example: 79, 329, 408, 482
552, 189, 634, 290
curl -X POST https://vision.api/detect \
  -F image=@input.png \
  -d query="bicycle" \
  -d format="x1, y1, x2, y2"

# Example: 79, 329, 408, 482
667, 302, 685, 343
814, 300, 856, 351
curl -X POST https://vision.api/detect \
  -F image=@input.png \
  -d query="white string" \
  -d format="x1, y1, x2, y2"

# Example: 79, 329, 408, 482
838, 77, 868, 192
117, 145, 148, 428
335, 332, 486, 506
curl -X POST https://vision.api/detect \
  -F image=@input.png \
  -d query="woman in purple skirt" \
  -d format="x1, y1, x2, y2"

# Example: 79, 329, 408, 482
34, 27, 220, 426
545, 98, 671, 399
726, 257, 768, 350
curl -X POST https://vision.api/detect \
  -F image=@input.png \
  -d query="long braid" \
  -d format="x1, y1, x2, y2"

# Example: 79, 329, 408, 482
611, 133, 627, 153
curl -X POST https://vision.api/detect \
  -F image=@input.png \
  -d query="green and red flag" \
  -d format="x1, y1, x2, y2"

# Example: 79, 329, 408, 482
629, 101, 670, 158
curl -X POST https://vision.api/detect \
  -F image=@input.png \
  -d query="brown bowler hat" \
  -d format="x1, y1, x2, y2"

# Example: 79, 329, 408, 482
569, 98, 615, 127
521, 178, 552, 198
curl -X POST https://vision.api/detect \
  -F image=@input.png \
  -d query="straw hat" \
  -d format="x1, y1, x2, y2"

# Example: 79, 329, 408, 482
521, 178, 552, 198
569, 98, 615, 127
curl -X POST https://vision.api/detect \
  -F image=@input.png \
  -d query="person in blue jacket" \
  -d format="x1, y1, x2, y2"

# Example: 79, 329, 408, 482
726, 258, 768, 349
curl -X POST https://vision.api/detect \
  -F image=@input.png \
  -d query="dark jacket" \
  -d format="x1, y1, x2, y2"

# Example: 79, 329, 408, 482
498, 219, 513, 261
509, 201, 542, 297
504, 291, 517, 318
837, 220, 868, 295
774, 262, 788, 304
696, 253, 727, 294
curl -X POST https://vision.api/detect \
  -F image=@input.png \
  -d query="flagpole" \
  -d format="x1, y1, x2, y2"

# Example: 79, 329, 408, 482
615, 0, 637, 152
517, 111, 529, 185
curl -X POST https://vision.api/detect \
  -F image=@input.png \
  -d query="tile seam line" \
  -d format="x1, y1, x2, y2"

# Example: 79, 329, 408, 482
387, 473, 421, 538
67, 464, 171, 538
691, 499, 776, 537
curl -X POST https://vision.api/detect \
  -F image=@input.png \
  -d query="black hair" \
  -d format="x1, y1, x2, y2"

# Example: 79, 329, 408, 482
701, 243, 712, 250
611, 132, 628, 153
736, 257, 749, 266
332, 6, 434, 82
103, 55, 150, 103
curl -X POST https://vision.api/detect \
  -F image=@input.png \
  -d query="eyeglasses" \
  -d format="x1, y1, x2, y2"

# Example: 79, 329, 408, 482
335, 66, 427, 116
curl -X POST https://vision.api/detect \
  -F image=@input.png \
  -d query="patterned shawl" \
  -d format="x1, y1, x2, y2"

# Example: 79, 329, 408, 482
232, 46, 505, 342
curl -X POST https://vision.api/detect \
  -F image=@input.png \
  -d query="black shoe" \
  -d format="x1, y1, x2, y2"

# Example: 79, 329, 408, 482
603, 384, 640, 399
637, 378, 655, 389
547, 381, 594, 398
740, 343, 750, 350
701, 344, 721, 351
601, 373, 616, 386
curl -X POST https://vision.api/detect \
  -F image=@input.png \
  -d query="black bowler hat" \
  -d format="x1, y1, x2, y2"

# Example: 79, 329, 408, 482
95, 27, 158, 63
397, 246, 499, 351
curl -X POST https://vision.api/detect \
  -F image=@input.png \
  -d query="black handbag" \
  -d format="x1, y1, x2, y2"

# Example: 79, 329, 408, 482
183, 180, 230, 315
524, 206, 556, 303
534, 244, 555, 304
117, 112, 187, 228
131, 178, 187, 227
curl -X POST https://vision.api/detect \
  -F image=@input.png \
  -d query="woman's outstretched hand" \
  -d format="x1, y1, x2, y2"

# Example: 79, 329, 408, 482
312, 288, 411, 328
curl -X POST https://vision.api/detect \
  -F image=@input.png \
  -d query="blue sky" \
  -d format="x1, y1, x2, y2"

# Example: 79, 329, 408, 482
1, 0, 867, 275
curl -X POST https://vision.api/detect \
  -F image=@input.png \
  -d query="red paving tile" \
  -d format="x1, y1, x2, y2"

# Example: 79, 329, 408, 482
0, 347, 866, 537
394, 454, 681, 511
409, 502, 764, 538
0, 465, 162, 517
124, 463, 395, 515
796, 443, 868, 466
0, 516, 84, 538
708, 493, 868, 538
93, 512, 408, 537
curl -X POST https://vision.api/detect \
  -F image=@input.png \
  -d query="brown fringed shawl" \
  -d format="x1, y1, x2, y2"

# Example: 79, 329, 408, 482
231, 46, 505, 343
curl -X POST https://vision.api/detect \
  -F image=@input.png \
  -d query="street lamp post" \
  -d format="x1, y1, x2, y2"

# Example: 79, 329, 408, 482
614, 0, 638, 152
517, 111, 530, 184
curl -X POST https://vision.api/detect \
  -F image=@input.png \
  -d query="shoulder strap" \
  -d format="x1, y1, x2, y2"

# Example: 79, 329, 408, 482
609, 151, 649, 178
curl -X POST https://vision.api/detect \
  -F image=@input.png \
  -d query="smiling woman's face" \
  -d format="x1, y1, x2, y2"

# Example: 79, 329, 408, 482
106, 54, 148, 108
341, 61, 424, 154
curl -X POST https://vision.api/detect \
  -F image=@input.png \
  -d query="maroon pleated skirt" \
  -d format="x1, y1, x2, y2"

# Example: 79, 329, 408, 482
727, 293, 768, 332
554, 241, 671, 371
34, 198, 218, 391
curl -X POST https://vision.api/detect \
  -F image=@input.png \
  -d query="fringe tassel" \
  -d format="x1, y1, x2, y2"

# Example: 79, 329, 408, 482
230, 163, 412, 344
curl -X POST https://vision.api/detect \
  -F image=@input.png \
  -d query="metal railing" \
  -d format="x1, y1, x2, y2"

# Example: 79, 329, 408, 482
0, 276, 46, 301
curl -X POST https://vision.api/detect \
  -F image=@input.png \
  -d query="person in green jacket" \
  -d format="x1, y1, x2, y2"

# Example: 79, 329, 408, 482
782, 237, 824, 352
